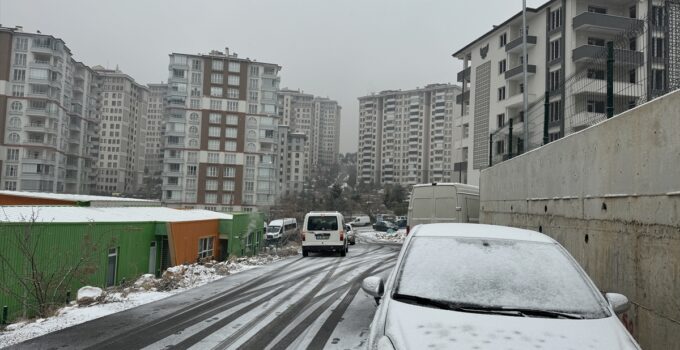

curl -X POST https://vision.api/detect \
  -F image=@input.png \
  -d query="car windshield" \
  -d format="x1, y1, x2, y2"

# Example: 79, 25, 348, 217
394, 237, 610, 319
266, 225, 281, 233
307, 216, 338, 231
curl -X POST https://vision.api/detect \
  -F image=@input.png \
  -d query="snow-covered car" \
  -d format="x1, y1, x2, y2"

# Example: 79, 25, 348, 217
362, 223, 641, 350
372, 221, 397, 232
345, 224, 356, 245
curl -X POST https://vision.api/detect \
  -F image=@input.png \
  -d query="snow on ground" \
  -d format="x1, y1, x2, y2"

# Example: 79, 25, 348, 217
357, 228, 407, 244
0, 249, 297, 349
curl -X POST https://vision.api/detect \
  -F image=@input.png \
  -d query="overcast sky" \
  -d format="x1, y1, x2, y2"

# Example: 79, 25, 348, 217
2, 0, 545, 153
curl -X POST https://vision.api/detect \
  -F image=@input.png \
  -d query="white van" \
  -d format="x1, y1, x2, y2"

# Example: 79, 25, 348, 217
407, 183, 480, 233
266, 218, 297, 241
352, 215, 371, 227
301, 211, 348, 257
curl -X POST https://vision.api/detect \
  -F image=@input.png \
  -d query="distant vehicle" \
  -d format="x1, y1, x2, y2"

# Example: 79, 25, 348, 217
362, 223, 640, 350
352, 215, 371, 227
266, 218, 297, 241
376, 214, 395, 223
345, 223, 356, 245
373, 221, 397, 232
395, 218, 407, 228
301, 211, 348, 257
407, 183, 479, 234
396, 216, 407, 221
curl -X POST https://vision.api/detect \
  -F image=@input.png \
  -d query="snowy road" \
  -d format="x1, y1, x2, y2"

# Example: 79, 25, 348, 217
10, 227, 400, 350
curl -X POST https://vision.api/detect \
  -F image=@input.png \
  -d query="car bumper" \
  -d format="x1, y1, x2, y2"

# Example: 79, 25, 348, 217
302, 244, 345, 252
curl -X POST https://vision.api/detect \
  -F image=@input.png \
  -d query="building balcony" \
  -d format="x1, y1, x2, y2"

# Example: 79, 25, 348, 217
505, 64, 536, 81
456, 90, 470, 105
505, 35, 537, 53
505, 92, 537, 108
573, 12, 644, 34
570, 111, 606, 131
571, 78, 645, 98
572, 45, 643, 66
457, 67, 471, 83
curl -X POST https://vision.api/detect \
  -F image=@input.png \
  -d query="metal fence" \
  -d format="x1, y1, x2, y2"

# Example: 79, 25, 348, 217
490, 4, 680, 167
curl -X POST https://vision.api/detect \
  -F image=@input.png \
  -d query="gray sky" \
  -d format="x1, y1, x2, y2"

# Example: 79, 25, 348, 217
2, 0, 545, 153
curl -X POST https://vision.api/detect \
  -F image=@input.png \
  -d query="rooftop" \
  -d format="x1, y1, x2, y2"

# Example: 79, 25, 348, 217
0, 206, 234, 223
0, 191, 159, 203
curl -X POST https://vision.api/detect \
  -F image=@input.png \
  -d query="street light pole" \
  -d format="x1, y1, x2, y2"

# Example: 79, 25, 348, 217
522, 0, 529, 152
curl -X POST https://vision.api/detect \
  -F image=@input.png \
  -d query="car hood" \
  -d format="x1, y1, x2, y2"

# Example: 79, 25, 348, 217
384, 300, 640, 350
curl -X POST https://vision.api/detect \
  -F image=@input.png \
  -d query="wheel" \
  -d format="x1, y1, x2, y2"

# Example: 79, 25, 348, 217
340, 248, 346, 257
345, 245, 349, 253
302, 248, 308, 257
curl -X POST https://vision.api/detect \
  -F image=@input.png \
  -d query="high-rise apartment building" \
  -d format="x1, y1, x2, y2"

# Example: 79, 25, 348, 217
145, 83, 167, 178
277, 125, 309, 195
357, 84, 461, 186
0, 26, 100, 194
161, 48, 281, 212
277, 89, 341, 180
453, 0, 678, 184
92, 66, 148, 195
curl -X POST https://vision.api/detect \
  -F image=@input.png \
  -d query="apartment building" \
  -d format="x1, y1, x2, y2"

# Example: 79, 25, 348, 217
145, 83, 167, 178
277, 125, 309, 195
453, 0, 678, 181
92, 66, 148, 195
161, 48, 281, 212
277, 89, 341, 179
0, 26, 100, 194
357, 84, 461, 186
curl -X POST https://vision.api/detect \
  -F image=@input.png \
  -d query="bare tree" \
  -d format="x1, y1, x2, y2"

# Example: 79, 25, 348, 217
0, 210, 114, 319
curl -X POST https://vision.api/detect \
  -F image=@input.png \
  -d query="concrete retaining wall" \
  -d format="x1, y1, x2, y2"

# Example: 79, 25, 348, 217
479, 90, 680, 350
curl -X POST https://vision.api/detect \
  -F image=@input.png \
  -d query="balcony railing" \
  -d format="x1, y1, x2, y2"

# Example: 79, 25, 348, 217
457, 67, 471, 83
505, 64, 536, 80
572, 45, 644, 66
573, 12, 644, 33
505, 35, 537, 53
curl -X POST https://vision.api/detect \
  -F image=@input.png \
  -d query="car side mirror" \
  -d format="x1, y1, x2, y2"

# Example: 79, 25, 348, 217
605, 293, 630, 315
455, 207, 462, 211
362, 276, 385, 303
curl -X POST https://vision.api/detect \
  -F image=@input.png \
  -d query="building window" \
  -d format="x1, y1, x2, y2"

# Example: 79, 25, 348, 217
629, 37, 637, 51
245, 181, 255, 192
587, 100, 606, 113
187, 165, 197, 176
629, 69, 636, 84
14, 53, 26, 66
549, 131, 561, 142
228, 62, 240, 73
496, 140, 505, 155
224, 167, 236, 177
249, 78, 259, 89
652, 69, 665, 91
11, 85, 24, 97
497, 113, 505, 128
549, 39, 560, 60
249, 91, 258, 101
10, 101, 23, 111
588, 37, 605, 47
190, 112, 200, 122
12, 69, 25, 81
210, 100, 222, 110
173, 69, 185, 78
651, 6, 665, 26
246, 155, 256, 166
227, 75, 240, 86
210, 87, 223, 97
207, 152, 219, 163
462, 124, 469, 138
587, 69, 605, 80
15, 38, 28, 51
206, 180, 218, 191
225, 154, 237, 164
226, 100, 239, 111
652, 38, 665, 58
211, 73, 223, 84
226, 115, 238, 125
549, 7, 562, 31
190, 99, 201, 109
198, 237, 215, 259
207, 166, 218, 177
549, 100, 562, 122
588, 6, 607, 14
248, 104, 258, 114
212, 60, 224, 71
7, 149, 19, 161
499, 33, 507, 47
222, 194, 233, 204
189, 139, 198, 147
497, 87, 506, 101
191, 72, 201, 84
209, 113, 222, 124
4, 181, 17, 191
225, 141, 237, 151
225, 127, 237, 138
549, 69, 561, 91
8, 133, 20, 143
499, 59, 506, 74
227, 88, 239, 99
223, 180, 235, 191
208, 139, 220, 150
192, 59, 202, 70
250, 66, 260, 76
209, 126, 221, 137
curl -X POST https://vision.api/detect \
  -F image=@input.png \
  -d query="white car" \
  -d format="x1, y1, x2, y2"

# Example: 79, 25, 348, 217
301, 211, 348, 257
362, 223, 640, 350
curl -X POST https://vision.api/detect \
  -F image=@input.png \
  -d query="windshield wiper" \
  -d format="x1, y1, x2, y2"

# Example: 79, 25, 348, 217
498, 307, 584, 319
392, 294, 524, 317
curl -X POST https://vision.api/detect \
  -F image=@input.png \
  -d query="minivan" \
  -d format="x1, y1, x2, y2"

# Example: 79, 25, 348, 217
301, 211, 348, 257
407, 183, 480, 234
266, 218, 297, 241
352, 215, 371, 226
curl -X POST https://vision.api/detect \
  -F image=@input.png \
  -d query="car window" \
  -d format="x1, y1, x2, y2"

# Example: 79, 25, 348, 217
307, 216, 338, 231
266, 225, 281, 233
395, 237, 610, 319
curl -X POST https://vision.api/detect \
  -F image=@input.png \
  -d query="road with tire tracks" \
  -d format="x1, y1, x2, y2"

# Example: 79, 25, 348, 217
11, 227, 399, 350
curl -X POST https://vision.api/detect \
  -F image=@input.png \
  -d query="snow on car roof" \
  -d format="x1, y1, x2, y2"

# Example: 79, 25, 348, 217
412, 223, 554, 243
0, 206, 233, 223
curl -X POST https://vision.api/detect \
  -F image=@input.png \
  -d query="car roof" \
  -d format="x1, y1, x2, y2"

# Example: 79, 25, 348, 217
412, 223, 555, 243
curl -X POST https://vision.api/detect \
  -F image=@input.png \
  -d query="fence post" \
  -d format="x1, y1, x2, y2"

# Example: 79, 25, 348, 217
607, 41, 614, 118
2, 305, 7, 324
488, 133, 493, 167
543, 91, 550, 145
66, 290, 71, 305
508, 119, 514, 159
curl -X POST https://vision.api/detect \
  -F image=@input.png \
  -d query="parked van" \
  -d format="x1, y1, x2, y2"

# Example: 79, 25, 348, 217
301, 211, 348, 257
407, 183, 480, 233
266, 218, 297, 241
352, 215, 371, 227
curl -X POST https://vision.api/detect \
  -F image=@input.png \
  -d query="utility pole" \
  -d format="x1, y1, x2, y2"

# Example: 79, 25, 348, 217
522, 0, 529, 151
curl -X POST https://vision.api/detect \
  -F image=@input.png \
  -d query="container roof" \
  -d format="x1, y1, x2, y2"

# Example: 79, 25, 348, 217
0, 191, 159, 204
0, 207, 233, 223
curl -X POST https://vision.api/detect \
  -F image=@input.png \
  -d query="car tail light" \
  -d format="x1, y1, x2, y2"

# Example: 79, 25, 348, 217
406, 225, 410, 235
301, 231, 306, 241
340, 230, 344, 241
